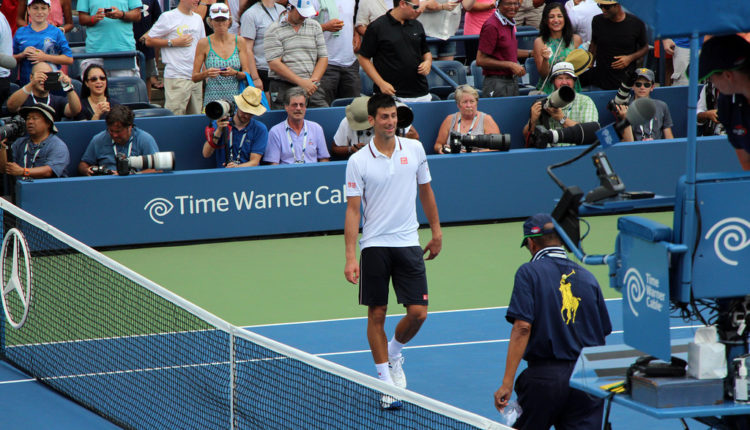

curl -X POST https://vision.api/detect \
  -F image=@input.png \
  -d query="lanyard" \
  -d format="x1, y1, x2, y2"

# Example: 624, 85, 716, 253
638, 119, 654, 140
113, 135, 134, 158
23, 140, 43, 168
32, 94, 51, 107
454, 113, 478, 135
286, 121, 308, 163
260, 3, 280, 22
228, 125, 248, 165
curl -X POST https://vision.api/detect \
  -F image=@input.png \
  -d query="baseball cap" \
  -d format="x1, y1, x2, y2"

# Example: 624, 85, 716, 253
699, 35, 750, 82
233, 86, 266, 116
551, 62, 577, 79
290, 0, 317, 18
520, 213, 556, 247
209, 3, 230, 19
635, 67, 655, 82
27, 0, 51, 5
19, 103, 58, 133
345, 96, 371, 131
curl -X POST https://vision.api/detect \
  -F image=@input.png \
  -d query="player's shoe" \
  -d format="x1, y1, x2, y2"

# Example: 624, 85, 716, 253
380, 394, 402, 410
388, 355, 406, 389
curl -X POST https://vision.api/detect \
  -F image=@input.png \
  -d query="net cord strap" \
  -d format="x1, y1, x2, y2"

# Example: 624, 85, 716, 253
0, 199, 506, 430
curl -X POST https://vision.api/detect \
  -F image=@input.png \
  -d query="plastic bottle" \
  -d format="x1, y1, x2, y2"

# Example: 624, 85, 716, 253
736, 359, 749, 404
499, 400, 522, 426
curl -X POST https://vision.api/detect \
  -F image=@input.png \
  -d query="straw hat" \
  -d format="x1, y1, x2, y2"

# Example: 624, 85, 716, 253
345, 96, 371, 131
565, 49, 593, 76
233, 87, 266, 116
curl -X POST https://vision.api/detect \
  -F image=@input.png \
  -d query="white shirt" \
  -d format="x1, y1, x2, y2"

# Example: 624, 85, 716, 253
312, 0, 357, 67
147, 8, 206, 79
345, 137, 431, 249
565, 0, 601, 44
333, 118, 373, 147
0, 13, 11, 78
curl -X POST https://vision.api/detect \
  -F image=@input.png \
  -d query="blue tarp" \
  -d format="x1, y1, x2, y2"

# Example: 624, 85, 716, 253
620, 0, 750, 38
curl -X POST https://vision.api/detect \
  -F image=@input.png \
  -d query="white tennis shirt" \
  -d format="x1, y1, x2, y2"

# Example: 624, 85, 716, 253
345, 137, 432, 250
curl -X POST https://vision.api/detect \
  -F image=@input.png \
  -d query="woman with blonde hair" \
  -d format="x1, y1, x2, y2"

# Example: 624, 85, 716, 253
434, 85, 501, 153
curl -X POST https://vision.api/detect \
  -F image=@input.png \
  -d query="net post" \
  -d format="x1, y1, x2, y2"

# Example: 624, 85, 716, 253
0, 206, 4, 358
229, 328, 235, 430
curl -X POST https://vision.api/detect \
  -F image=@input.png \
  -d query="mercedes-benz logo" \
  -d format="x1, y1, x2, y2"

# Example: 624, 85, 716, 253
1, 228, 32, 329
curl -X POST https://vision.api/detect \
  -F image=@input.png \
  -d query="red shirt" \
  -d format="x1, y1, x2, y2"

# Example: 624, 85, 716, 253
477, 12, 517, 77
1, 0, 18, 34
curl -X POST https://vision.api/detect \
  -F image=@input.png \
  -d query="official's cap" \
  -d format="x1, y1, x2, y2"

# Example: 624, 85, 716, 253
520, 213, 556, 247
699, 34, 750, 82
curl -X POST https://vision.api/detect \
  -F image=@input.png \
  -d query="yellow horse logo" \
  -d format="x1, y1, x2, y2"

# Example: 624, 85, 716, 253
559, 270, 580, 324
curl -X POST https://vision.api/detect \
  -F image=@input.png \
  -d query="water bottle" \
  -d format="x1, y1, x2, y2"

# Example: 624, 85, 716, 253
499, 400, 522, 426
735, 356, 750, 404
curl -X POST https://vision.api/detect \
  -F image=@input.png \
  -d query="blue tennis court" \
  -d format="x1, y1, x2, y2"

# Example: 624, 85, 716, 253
1, 298, 708, 429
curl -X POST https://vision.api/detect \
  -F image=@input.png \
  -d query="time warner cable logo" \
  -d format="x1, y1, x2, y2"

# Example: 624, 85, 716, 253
705, 217, 750, 266
144, 198, 174, 224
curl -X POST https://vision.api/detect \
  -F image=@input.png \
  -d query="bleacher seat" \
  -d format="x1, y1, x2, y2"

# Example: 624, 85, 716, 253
516, 26, 538, 51
427, 60, 466, 99
2, 83, 20, 117
70, 51, 147, 82
133, 108, 174, 118
331, 97, 354, 107
108, 76, 150, 104
523, 57, 540, 89
470, 60, 483, 91
359, 67, 373, 96
66, 16, 86, 48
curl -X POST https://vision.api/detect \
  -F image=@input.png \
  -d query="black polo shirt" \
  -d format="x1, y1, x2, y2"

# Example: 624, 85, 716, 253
359, 11, 429, 98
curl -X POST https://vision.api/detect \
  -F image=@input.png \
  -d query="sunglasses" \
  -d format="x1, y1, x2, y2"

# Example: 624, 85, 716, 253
88, 76, 107, 82
634, 82, 652, 88
402, 0, 419, 10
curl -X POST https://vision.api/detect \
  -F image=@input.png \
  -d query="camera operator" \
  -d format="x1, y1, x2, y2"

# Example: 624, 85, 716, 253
78, 105, 159, 176
202, 86, 268, 168
523, 62, 598, 147
434, 85, 501, 154
0, 104, 70, 179
6, 62, 81, 121
612, 68, 673, 142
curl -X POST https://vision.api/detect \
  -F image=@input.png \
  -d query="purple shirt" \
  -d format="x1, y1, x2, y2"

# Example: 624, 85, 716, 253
478, 12, 517, 77
263, 119, 330, 164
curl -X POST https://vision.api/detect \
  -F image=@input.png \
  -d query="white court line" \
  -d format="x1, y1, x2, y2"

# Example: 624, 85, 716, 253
243, 298, 625, 329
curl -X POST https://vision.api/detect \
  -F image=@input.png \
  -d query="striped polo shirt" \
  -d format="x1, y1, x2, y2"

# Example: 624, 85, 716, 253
264, 18, 328, 81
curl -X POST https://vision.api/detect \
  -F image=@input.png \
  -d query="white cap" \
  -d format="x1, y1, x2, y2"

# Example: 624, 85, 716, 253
551, 61, 576, 79
290, 0, 317, 18
27, 0, 51, 5
209, 2, 231, 19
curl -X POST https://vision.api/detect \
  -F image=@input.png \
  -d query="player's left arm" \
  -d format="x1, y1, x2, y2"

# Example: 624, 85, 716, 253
418, 182, 442, 259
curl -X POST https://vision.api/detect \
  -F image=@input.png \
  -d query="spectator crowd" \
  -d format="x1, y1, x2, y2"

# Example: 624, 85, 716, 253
0, 0, 740, 181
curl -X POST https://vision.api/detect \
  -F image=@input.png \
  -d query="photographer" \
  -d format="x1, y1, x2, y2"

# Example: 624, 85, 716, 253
523, 62, 598, 147
7, 62, 81, 120
78, 105, 159, 176
434, 85, 501, 154
202, 86, 268, 168
0, 104, 70, 179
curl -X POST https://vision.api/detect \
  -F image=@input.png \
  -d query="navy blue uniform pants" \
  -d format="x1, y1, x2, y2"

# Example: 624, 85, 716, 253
514, 360, 604, 430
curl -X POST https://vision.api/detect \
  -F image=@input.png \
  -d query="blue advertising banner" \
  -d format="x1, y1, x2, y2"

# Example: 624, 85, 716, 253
692, 176, 750, 300
618, 236, 672, 362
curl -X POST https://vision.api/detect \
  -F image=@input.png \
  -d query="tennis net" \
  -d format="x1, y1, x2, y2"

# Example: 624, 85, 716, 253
0, 199, 506, 429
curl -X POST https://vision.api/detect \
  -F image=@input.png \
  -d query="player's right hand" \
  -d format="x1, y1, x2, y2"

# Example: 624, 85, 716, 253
345, 260, 359, 284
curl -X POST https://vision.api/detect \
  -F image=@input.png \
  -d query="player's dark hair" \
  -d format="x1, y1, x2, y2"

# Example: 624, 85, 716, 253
367, 94, 396, 117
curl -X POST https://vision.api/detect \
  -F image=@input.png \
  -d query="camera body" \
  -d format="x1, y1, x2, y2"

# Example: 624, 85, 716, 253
90, 165, 114, 176
205, 99, 236, 120
0, 116, 26, 141
446, 132, 511, 153
606, 71, 637, 114
115, 152, 175, 176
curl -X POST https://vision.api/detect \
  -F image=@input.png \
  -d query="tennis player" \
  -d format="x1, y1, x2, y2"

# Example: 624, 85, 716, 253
344, 93, 442, 409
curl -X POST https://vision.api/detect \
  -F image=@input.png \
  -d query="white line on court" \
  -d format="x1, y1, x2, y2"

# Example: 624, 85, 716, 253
243, 298, 624, 329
